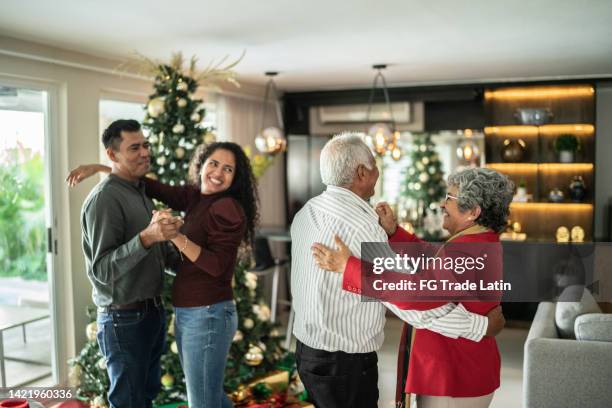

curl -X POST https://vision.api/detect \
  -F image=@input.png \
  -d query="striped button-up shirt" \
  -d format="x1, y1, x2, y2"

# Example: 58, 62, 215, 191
290, 185, 487, 353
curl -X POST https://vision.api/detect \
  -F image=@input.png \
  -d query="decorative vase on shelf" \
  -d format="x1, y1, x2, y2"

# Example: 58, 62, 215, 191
501, 139, 526, 162
559, 150, 574, 163
514, 108, 553, 125
513, 180, 530, 202
568, 176, 587, 202
549, 188, 565, 203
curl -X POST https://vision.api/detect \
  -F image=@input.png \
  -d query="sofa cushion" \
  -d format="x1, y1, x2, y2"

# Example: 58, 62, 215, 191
555, 285, 601, 338
575, 313, 612, 342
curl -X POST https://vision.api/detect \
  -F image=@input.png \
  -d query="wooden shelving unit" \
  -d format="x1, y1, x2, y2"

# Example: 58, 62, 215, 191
484, 84, 596, 241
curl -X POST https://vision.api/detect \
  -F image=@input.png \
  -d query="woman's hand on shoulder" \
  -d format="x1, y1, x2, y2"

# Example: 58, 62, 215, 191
311, 235, 352, 274
66, 164, 110, 187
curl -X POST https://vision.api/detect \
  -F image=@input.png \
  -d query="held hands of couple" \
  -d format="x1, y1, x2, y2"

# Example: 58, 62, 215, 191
140, 208, 184, 248
375, 201, 398, 236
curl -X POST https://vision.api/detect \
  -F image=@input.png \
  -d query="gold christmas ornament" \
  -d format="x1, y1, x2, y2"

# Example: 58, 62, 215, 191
245, 345, 264, 366
231, 385, 250, 403
172, 123, 185, 134
177, 81, 189, 92
243, 318, 254, 329
418, 172, 430, 183
175, 147, 185, 159
190, 112, 201, 122
161, 373, 175, 389
86, 322, 97, 342
156, 156, 167, 166
147, 97, 165, 118
203, 132, 216, 144
145, 172, 158, 181
170, 341, 179, 354
177, 98, 188, 108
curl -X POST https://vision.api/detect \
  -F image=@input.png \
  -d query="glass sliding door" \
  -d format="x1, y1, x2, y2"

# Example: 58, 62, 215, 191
0, 84, 55, 387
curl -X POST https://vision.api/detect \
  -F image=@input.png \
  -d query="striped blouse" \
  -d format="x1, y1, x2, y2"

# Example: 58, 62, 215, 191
290, 185, 487, 353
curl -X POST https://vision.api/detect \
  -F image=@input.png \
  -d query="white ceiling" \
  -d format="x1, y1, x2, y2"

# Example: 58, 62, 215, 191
1, 0, 612, 91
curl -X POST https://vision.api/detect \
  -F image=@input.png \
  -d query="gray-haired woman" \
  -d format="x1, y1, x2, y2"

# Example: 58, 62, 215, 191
312, 167, 514, 408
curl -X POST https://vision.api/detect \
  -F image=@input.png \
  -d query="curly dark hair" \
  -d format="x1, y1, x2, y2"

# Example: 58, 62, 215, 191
187, 142, 259, 243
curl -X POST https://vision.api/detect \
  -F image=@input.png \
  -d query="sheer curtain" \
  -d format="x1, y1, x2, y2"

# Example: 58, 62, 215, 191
216, 94, 286, 227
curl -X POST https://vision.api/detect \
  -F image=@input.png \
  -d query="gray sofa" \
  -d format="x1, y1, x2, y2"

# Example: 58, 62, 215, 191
523, 302, 612, 408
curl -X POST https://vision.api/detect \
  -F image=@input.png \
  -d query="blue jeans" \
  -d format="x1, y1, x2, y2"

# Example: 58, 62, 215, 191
175, 300, 238, 408
96, 305, 166, 408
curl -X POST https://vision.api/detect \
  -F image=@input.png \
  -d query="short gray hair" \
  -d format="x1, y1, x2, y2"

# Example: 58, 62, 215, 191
320, 132, 374, 186
447, 167, 514, 233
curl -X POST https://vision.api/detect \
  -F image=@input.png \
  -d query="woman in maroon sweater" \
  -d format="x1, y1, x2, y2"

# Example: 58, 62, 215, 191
68, 142, 259, 408
312, 168, 513, 408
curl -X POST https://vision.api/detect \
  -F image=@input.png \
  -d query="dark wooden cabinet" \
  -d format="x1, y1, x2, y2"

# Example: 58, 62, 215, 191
484, 84, 596, 241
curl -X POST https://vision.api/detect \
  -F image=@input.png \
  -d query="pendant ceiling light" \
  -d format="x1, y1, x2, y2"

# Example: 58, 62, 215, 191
255, 71, 287, 155
364, 64, 402, 161
456, 128, 481, 164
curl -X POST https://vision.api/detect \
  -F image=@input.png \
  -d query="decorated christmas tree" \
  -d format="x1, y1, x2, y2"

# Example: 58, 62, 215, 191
399, 133, 446, 240
69, 53, 288, 407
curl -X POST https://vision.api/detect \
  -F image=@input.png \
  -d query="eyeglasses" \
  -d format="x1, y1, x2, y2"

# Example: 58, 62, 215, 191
444, 193, 459, 203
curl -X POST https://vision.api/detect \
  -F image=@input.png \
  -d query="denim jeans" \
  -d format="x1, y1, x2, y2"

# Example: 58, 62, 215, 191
96, 305, 166, 408
175, 300, 238, 408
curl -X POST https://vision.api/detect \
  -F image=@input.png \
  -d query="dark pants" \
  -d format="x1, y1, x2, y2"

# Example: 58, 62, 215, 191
97, 304, 166, 408
295, 340, 379, 408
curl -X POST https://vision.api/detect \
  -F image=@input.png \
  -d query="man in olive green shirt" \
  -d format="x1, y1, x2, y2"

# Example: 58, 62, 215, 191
80, 119, 181, 408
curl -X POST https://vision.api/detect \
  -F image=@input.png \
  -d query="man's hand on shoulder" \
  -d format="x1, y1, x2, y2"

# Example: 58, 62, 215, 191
485, 305, 505, 337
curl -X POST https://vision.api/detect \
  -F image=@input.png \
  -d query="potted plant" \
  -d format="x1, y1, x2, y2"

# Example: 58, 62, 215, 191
554, 134, 580, 163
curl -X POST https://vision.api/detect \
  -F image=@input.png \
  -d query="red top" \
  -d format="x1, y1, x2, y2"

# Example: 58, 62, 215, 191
342, 226, 501, 397
143, 178, 246, 307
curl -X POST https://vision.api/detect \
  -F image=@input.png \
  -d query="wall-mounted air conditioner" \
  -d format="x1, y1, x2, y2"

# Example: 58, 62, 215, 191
318, 102, 412, 123
310, 102, 424, 135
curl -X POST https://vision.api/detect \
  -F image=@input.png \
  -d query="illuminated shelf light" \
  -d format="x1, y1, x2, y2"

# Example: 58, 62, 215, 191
510, 202, 593, 212
538, 163, 593, 172
487, 163, 538, 173
485, 124, 595, 137
539, 124, 594, 136
485, 85, 594, 100
487, 163, 593, 173
485, 126, 539, 137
